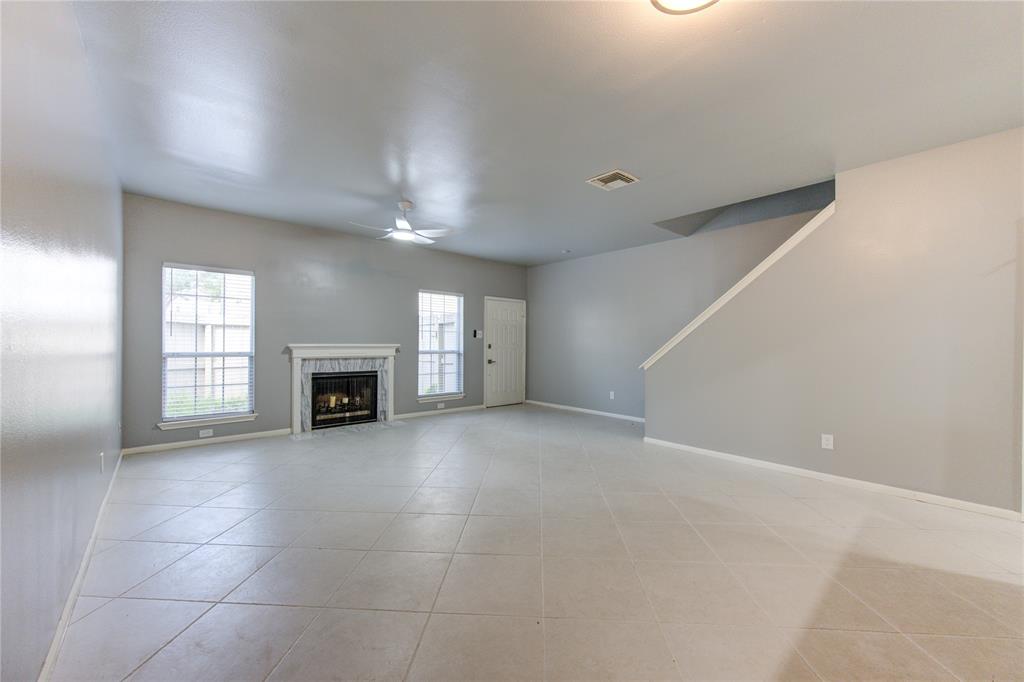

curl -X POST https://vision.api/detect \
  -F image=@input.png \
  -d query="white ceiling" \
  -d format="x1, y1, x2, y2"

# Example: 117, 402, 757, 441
74, 1, 1022, 265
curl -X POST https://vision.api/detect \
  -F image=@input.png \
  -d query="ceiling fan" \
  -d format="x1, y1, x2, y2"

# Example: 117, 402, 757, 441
349, 200, 451, 244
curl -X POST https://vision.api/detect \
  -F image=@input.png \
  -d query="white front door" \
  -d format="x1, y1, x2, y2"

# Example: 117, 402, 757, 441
484, 297, 526, 407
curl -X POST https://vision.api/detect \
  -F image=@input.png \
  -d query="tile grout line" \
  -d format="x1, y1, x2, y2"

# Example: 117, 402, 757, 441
323, 419, 461, 605
69, 580, 1024, 641
91, 448, 303, 680
93, 588, 987, 630
537, 418, 548, 682
569, 413, 689, 681
265, 420, 458, 682
126, 505, 260, 545
665, 448, 1014, 677
117, 601, 218, 681
60, 410, 1021, 680
660, 466, 827, 680
926, 577, 1024, 636
103, 484, 293, 600
96, 437, 355, 680
397, 416, 495, 682
749, 516, 968, 680
61, 421, 447, 678
260, 606, 326, 682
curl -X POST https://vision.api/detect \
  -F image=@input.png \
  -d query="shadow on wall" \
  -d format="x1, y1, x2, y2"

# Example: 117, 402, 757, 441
654, 180, 835, 238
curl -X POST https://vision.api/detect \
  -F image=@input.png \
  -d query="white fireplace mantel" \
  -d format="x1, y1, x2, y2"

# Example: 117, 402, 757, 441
288, 344, 399, 433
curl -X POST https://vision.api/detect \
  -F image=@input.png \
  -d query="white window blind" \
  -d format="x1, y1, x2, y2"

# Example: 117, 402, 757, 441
162, 264, 255, 421
418, 291, 463, 397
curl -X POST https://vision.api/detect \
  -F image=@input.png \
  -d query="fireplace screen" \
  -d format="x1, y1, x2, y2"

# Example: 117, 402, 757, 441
310, 371, 378, 428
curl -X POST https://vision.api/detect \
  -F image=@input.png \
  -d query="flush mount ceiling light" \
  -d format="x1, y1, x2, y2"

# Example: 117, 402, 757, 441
651, 0, 719, 15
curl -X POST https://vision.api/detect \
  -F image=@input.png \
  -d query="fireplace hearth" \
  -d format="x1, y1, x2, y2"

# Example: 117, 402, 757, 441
310, 371, 378, 428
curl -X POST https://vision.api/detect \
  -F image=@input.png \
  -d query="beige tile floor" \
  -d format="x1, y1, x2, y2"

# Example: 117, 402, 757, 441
53, 405, 1023, 681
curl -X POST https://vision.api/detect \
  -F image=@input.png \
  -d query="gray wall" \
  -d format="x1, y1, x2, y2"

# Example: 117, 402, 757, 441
122, 195, 526, 448
1, 3, 123, 679
646, 128, 1023, 512
526, 213, 811, 418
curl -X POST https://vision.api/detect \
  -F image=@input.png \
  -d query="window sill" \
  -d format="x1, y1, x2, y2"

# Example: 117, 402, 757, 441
417, 394, 464, 404
157, 413, 258, 430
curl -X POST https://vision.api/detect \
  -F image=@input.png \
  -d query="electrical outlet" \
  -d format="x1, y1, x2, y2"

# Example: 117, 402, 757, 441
821, 433, 834, 450
99, 451, 104, 473
199, 428, 214, 438
436, 402, 445, 409
609, 391, 615, 400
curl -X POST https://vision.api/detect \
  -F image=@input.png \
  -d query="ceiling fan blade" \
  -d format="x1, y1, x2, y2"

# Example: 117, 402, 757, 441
413, 228, 451, 238
349, 221, 392, 232
410, 233, 435, 245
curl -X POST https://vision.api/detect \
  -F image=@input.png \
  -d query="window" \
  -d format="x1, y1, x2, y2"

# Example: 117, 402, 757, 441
418, 290, 463, 399
161, 264, 254, 422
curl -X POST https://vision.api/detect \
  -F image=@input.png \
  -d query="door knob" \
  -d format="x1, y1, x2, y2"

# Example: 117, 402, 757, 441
487, 359, 496, 364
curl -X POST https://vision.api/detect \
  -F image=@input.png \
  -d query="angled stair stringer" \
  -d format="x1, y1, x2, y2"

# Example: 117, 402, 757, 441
640, 201, 836, 370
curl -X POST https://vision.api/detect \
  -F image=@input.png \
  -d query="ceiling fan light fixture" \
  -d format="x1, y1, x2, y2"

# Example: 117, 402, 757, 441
651, 0, 718, 15
391, 230, 416, 241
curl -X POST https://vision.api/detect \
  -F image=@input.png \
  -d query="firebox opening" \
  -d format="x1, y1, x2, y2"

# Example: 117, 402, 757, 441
311, 371, 378, 429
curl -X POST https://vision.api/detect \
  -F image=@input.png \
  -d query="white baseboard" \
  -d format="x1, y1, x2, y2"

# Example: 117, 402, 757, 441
525, 400, 645, 423
39, 451, 124, 681
644, 436, 1022, 522
394, 404, 485, 420
121, 428, 292, 455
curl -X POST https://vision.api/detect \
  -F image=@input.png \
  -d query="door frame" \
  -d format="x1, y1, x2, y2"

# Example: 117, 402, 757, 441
483, 296, 527, 408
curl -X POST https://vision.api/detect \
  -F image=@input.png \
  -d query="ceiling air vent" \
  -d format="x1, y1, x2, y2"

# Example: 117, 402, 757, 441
585, 169, 638, 191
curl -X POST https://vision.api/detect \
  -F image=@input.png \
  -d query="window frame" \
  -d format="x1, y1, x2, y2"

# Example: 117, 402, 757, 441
158, 262, 257, 428
416, 289, 465, 402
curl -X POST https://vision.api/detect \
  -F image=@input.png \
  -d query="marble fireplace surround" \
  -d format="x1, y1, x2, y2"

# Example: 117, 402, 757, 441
287, 344, 399, 433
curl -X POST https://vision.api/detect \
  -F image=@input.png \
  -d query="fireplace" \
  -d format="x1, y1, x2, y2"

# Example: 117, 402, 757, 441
288, 344, 398, 433
310, 371, 378, 429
